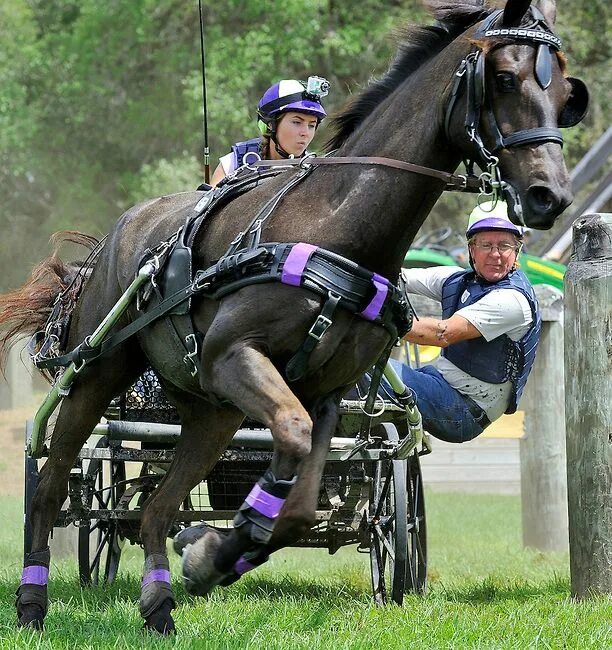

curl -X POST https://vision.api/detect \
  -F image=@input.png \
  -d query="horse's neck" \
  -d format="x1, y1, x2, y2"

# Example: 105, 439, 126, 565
305, 50, 464, 278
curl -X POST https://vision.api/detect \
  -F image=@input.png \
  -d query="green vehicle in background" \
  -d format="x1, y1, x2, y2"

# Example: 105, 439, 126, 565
404, 227, 566, 292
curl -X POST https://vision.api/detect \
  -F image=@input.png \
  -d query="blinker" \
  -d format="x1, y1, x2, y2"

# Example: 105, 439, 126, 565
535, 44, 553, 90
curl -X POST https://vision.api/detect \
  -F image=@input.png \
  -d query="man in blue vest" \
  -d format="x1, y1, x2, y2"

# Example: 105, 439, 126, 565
391, 201, 542, 443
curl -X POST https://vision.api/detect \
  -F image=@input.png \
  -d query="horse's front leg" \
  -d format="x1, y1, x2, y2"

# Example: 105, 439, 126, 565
138, 396, 243, 634
267, 395, 339, 550
182, 344, 319, 595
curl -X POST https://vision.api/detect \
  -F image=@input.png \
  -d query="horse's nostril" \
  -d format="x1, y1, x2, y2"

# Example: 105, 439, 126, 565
526, 186, 560, 216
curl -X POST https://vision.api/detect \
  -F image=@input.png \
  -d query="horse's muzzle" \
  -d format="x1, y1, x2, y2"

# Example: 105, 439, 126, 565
523, 184, 573, 229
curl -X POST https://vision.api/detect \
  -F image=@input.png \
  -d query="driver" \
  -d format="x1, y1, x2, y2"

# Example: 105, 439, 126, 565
390, 201, 542, 443
210, 77, 329, 186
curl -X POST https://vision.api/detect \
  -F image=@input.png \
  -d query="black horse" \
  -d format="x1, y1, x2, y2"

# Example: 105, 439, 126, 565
0, 0, 587, 634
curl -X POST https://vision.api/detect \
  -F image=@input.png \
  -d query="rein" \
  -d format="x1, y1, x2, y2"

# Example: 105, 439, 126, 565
251, 155, 482, 193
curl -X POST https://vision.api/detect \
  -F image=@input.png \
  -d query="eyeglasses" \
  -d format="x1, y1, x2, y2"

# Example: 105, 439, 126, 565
470, 241, 520, 254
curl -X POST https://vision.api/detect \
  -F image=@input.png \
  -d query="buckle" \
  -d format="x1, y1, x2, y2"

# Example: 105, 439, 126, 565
183, 333, 199, 377
308, 315, 332, 341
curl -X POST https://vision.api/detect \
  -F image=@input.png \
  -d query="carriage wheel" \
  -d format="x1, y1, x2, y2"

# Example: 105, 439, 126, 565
405, 452, 427, 594
24, 421, 38, 560
369, 424, 408, 605
78, 436, 126, 587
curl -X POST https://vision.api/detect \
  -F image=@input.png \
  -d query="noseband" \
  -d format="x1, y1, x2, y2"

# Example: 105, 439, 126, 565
444, 8, 566, 196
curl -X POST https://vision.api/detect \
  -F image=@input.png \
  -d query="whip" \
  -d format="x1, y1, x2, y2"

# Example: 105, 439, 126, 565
198, 0, 210, 183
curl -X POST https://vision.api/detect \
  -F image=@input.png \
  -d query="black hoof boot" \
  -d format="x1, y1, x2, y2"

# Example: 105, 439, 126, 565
17, 603, 45, 630
143, 598, 176, 635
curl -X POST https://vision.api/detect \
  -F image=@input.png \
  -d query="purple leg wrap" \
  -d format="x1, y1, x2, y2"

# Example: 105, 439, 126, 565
142, 569, 171, 588
245, 483, 286, 519
233, 556, 256, 576
281, 243, 318, 287
21, 565, 49, 586
360, 273, 390, 321
140, 555, 175, 622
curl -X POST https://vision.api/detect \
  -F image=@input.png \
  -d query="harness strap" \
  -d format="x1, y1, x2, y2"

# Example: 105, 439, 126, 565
36, 282, 198, 370
39, 243, 411, 378
285, 291, 342, 382
253, 157, 479, 192
225, 166, 313, 256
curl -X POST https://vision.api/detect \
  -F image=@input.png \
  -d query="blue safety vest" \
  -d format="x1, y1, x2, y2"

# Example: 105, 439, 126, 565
440, 269, 541, 414
229, 137, 262, 174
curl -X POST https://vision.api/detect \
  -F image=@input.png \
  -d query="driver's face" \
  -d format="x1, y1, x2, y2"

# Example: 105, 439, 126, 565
469, 231, 520, 282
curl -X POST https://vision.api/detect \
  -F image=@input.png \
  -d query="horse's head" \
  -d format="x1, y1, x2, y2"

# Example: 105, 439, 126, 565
446, 0, 589, 229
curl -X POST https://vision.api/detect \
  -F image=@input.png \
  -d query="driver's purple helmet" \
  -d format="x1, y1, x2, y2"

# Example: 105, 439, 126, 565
466, 201, 524, 238
257, 79, 327, 125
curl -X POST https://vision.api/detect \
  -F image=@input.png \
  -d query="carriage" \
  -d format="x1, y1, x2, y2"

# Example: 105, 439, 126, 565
23, 348, 430, 606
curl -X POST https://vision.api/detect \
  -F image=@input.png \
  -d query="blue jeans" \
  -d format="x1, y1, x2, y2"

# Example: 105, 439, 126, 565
386, 359, 488, 444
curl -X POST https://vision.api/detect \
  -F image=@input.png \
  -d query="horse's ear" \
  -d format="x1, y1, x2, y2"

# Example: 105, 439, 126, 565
502, 0, 532, 27
533, 0, 557, 26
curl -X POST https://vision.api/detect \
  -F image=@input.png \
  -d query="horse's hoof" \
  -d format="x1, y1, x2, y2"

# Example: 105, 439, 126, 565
17, 604, 45, 630
181, 528, 229, 596
173, 523, 209, 557
143, 598, 176, 635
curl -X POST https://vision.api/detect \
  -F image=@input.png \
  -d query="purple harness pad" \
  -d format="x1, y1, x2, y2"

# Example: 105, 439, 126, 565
360, 273, 390, 321
281, 243, 318, 287
142, 569, 171, 587
245, 483, 285, 519
21, 565, 49, 586
233, 556, 256, 576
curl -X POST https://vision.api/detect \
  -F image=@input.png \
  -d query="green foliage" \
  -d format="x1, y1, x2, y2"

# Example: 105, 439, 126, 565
0, 0, 608, 290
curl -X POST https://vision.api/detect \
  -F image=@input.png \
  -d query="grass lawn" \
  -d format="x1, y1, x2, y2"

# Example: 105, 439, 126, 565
0, 492, 609, 649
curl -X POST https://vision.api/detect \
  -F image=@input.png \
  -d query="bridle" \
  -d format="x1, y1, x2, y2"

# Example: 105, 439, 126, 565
443, 7, 570, 212
248, 8, 588, 218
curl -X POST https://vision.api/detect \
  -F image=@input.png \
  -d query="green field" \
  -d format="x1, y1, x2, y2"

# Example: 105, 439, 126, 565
0, 493, 609, 649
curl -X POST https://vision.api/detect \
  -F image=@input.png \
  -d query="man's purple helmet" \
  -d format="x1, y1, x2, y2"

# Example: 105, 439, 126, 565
257, 78, 328, 129
466, 201, 524, 238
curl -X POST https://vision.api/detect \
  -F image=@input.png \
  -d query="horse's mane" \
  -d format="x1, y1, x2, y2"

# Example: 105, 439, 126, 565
325, 0, 492, 151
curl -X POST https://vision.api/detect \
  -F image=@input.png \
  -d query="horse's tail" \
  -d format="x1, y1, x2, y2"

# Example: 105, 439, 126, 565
0, 231, 101, 371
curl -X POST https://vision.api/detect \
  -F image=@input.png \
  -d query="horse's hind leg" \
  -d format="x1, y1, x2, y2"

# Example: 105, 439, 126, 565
17, 355, 143, 630
182, 344, 328, 594
137, 391, 243, 634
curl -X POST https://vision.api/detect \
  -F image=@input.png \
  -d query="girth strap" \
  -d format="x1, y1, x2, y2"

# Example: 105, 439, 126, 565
285, 291, 342, 382
39, 243, 411, 381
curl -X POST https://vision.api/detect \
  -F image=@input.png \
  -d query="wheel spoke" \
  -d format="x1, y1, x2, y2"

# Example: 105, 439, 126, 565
90, 527, 110, 571
373, 465, 393, 519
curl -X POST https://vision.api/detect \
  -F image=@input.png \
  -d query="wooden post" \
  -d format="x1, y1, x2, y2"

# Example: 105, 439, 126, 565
520, 284, 568, 551
564, 213, 612, 599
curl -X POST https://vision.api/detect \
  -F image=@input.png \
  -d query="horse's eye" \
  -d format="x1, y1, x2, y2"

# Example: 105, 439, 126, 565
496, 73, 517, 92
